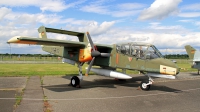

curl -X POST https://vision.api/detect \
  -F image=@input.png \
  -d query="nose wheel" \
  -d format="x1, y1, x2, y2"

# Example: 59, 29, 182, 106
140, 76, 153, 91
140, 80, 151, 90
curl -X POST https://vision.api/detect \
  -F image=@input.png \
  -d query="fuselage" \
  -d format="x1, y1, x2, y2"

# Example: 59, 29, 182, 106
41, 42, 179, 76
94, 42, 180, 76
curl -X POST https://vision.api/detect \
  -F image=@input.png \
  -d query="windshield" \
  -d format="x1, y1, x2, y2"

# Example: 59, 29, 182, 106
116, 43, 163, 59
147, 45, 163, 59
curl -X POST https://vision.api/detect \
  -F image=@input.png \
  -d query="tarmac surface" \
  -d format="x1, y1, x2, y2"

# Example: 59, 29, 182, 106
0, 72, 200, 112
0, 77, 27, 112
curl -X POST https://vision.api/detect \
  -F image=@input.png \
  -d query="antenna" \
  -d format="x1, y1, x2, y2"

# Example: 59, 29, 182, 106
9, 44, 12, 59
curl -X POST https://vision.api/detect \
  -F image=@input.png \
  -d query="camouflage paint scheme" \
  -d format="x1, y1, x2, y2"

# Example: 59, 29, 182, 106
8, 26, 179, 76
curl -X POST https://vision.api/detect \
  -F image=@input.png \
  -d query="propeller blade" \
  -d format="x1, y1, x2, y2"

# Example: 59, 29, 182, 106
100, 53, 111, 57
87, 32, 95, 51
85, 57, 95, 76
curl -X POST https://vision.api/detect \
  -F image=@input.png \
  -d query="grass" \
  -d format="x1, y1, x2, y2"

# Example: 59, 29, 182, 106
14, 88, 25, 107
15, 95, 23, 106
177, 63, 196, 72
0, 63, 139, 77
0, 56, 61, 62
0, 60, 197, 77
0, 63, 85, 76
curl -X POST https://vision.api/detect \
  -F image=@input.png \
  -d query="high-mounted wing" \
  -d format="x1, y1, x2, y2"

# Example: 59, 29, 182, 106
7, 36, 86, 47
7, 26, 87, 47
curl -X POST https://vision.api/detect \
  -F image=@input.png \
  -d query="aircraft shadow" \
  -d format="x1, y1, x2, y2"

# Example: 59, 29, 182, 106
189, 72, 200, 76
42, 75, 181, 93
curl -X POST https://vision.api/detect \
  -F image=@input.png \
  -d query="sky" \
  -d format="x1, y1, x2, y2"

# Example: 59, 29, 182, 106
0, 0, 200, 54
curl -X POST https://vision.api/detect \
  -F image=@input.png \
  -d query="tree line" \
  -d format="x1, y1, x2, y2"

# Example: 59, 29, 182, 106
0, 53, 59, 57
0, 53, 189, 59
164, 54, 189, 59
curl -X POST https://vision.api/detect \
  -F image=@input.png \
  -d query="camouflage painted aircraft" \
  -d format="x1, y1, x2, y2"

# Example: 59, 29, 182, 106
7, 26, 179, 90
185, 45, 200, 74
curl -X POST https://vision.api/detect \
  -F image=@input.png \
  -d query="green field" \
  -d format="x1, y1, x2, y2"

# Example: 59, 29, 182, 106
0, 62, 197, 77
0, 56, 62, 62
0, 63, 80, 76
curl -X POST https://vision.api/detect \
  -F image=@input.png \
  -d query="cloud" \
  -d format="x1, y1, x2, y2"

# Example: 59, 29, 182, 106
80, 2, 145, 17
178, 19, 194, 23
2, 20, 199, 54
194, 21, 200, 26
40, 0, 86, 12
178, 3, 200, 18
0, 0, 198, 55
138, 0, 182, 20
2, 9, 95, 26
116, 3, 146, 10
80, 4, 109, 15
0, 0, 85, 12
181, 3, 200, 11
111, 10, 141, 17
0, 6, 116, 53
0, 7, 11, 21
178, 12, 200, 18
65, 21, 116, 36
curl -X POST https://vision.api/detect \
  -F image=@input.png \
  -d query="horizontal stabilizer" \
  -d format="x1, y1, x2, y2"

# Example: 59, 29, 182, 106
62, 58, 76, 65
45, 27, 85, 36
193, 51, 200, 62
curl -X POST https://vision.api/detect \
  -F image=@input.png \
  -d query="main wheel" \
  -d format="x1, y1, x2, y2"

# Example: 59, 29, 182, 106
71, 76, 80, 87
140, 80, 151, 91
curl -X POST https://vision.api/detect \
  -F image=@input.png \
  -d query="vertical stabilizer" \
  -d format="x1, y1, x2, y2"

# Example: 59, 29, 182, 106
38, 26, 47, 39
185, 45, 196, 59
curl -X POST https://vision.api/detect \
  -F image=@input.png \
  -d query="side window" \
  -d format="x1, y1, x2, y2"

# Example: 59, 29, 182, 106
131, 45, 139, 57
131, 45, 147, 59
116, 45, 121, 53
116, 44, 130, 55
125, 45, 130, 55
121, 45, 126, 54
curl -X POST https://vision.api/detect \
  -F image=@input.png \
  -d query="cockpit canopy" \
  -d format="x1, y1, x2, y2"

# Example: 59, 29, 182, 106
116, 42, 163, 59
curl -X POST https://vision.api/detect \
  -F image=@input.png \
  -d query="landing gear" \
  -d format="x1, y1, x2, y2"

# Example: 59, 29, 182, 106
71, 76, 80, 87
140, 74, 154, 91
140, 80, 151, 90
70, 62, 84, 88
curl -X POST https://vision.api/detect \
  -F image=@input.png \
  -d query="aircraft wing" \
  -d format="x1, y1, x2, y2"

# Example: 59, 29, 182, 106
7, 26, 113, 49
7, 36, 86, 47
7, 36, 113, 50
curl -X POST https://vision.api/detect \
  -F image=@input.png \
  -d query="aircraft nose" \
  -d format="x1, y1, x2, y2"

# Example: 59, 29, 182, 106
160, 58, 180, 75
176, 67, 180, 75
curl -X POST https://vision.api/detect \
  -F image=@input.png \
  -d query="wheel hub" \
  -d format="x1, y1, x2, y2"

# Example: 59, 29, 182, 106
142, 83, 147, 89
72, 79, 75, 85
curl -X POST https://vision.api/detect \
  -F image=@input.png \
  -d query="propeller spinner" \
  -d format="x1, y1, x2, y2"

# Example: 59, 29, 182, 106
85, 32, 111, 76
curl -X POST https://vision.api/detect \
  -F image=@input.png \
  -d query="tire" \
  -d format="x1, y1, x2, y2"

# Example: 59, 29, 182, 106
140, 80, 151, 91
71, 76, 80, 87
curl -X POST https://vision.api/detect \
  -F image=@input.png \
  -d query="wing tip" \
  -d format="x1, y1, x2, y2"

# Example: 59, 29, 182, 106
7, 36, 21, 43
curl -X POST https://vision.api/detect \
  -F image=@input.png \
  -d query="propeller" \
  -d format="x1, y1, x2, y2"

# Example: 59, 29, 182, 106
85, 32, 111, 76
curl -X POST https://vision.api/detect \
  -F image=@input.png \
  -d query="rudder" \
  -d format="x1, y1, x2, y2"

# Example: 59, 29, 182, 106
38, 26, 47, 39
185, 45, 196, 59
